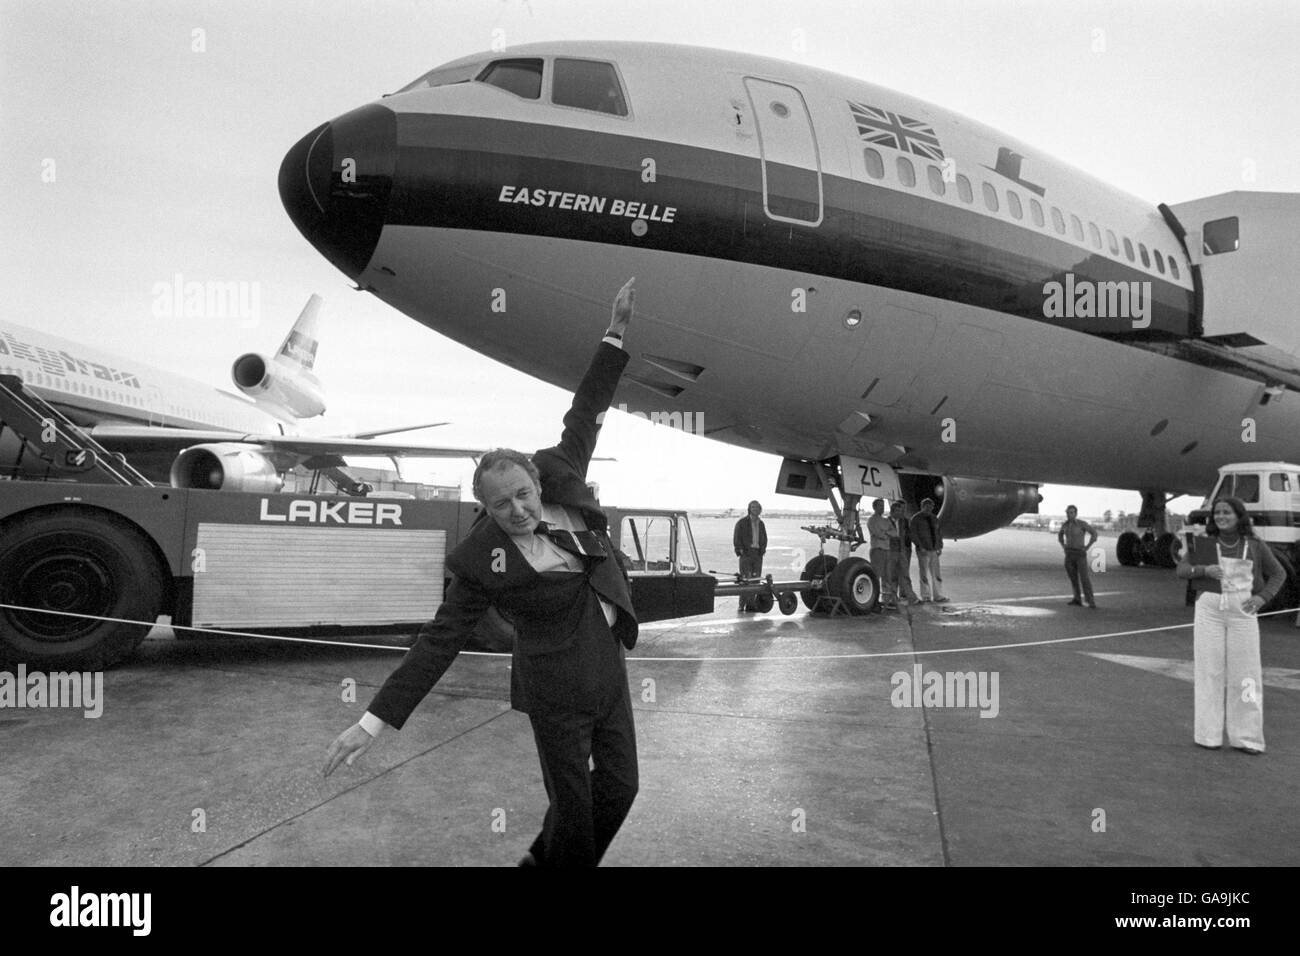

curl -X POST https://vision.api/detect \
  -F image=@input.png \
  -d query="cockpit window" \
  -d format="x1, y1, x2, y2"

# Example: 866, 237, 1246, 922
476, 58, 544, 99
395, 62, 482, 94
552, 58, 627, 115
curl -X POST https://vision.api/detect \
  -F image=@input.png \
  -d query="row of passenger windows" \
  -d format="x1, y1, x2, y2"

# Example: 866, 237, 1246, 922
15, 367, 214, 424
398, 57, 629, 117
402, 59, 1239, 266
864, 147, 1184, 280
13, 368, 149, 406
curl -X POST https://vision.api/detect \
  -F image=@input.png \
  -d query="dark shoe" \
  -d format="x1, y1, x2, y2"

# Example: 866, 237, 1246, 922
1234, 746, 1263, 755
1195, 742, 1222, 750
1067, 599, 1082, 606
933, 596, 950, 603
1087, 602, 1097, 609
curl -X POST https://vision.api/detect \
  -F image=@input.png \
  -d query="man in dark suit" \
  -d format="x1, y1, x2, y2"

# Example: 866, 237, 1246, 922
324, 279, 639, 867
732, 500, 767, 610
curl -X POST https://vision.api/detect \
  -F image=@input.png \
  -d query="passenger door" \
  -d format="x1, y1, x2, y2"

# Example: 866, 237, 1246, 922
743, 77, 823, 226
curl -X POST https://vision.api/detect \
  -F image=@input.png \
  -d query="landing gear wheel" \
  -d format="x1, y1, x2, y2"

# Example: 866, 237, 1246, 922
825, 556, 880, 615
1152, 532, 1181, 569
1139, 531, 1157, 566
800, 555, 838, 611
1117, 531, 1142, 567
0, 510, 164, 669
753, 591, 775, 613
777, 591, 799, 615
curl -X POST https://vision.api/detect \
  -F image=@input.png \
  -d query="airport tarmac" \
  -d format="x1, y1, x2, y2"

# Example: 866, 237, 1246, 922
3, 528, 1297, 867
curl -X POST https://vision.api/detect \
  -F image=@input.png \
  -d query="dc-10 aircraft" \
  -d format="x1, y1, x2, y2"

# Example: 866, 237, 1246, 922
0, 295, 482, 492
278, 40, 1300, 582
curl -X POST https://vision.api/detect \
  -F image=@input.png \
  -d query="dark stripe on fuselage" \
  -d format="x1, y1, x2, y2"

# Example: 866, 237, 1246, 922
385, 114, 1195, 340
1187, 510, 1300, 529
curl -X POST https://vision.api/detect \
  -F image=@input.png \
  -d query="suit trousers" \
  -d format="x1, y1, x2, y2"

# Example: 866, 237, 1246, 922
526, 656, 638, 866
1193, 591, 1265, 751
887, 550, 919, 602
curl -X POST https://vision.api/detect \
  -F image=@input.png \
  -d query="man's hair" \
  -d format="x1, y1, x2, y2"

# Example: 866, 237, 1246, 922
873, 498, 886, 511
472, 448, 540, 504
1066, 504, 1078, 513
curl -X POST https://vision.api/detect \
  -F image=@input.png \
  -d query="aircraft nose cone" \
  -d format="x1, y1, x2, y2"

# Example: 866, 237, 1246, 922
278, 103, 397, 280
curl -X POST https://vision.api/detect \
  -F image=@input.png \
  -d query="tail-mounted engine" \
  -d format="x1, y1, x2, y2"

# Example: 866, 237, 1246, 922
231, 353, 325, 420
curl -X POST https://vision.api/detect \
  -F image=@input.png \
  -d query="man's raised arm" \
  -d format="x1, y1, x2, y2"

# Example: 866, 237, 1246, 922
535, 278, 636, 480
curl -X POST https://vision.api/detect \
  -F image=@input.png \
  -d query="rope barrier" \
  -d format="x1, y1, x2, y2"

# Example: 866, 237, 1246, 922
2, 600, 1293, 664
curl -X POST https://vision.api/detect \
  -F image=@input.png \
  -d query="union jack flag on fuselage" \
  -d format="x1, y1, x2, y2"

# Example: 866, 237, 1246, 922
848, 101, 946, 161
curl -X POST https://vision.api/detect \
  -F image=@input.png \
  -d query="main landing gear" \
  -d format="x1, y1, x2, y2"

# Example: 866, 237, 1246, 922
1116, 490, 1182, 569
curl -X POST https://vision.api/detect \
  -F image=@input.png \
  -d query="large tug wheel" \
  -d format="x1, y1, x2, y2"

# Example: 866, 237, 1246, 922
1116, 531, 1142, 567
825, 556, 880, 615
0, 510, 164, 670
800, 555, 838, 611
777, 591, 799, 615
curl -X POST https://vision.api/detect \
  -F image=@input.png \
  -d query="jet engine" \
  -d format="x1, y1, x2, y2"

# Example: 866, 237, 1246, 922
897, 473, 1042, 539
231, 354, 325, 419
170, 443, 284, 492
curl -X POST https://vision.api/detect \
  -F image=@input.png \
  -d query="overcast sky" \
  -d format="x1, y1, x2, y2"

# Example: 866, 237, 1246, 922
4, 0, 1297, 515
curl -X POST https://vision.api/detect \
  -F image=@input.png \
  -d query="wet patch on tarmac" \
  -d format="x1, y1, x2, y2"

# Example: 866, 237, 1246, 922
934, 603, 1055, 624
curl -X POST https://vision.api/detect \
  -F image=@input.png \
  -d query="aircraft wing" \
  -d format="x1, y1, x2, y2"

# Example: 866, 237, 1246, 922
88, 425, 487, 462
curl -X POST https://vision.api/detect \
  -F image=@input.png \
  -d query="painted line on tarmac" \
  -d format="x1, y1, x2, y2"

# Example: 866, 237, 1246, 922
629, 609, 1298, 661
979, 590, 1126, 604
638, 591, 1130, 630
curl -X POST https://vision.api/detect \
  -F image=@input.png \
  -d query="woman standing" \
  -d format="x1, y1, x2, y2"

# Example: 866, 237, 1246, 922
1175, 496, 1282, 754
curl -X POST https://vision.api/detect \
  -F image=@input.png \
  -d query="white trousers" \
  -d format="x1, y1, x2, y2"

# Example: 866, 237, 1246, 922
1193, 591, 1265, 751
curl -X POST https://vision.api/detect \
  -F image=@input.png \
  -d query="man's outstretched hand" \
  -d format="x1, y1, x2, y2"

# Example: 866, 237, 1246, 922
322, 723, 375, 778
608, 277, 635, 339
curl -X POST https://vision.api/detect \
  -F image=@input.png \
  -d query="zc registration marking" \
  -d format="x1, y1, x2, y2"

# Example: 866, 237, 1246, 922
258, 498, 403, 526
498, 186, 676, 223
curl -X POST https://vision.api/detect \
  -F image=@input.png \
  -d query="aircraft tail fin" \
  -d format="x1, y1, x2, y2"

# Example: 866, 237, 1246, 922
275, 294, 323, 371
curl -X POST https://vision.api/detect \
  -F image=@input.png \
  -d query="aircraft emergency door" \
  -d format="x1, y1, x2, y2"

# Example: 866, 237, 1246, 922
146, 386, 164, 425
743, 77, 824, 226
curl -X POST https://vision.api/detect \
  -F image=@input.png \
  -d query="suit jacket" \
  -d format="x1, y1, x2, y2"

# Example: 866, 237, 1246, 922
891, 515, 912, 553
368, 341, 637, 727
732, 516, 767, 554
